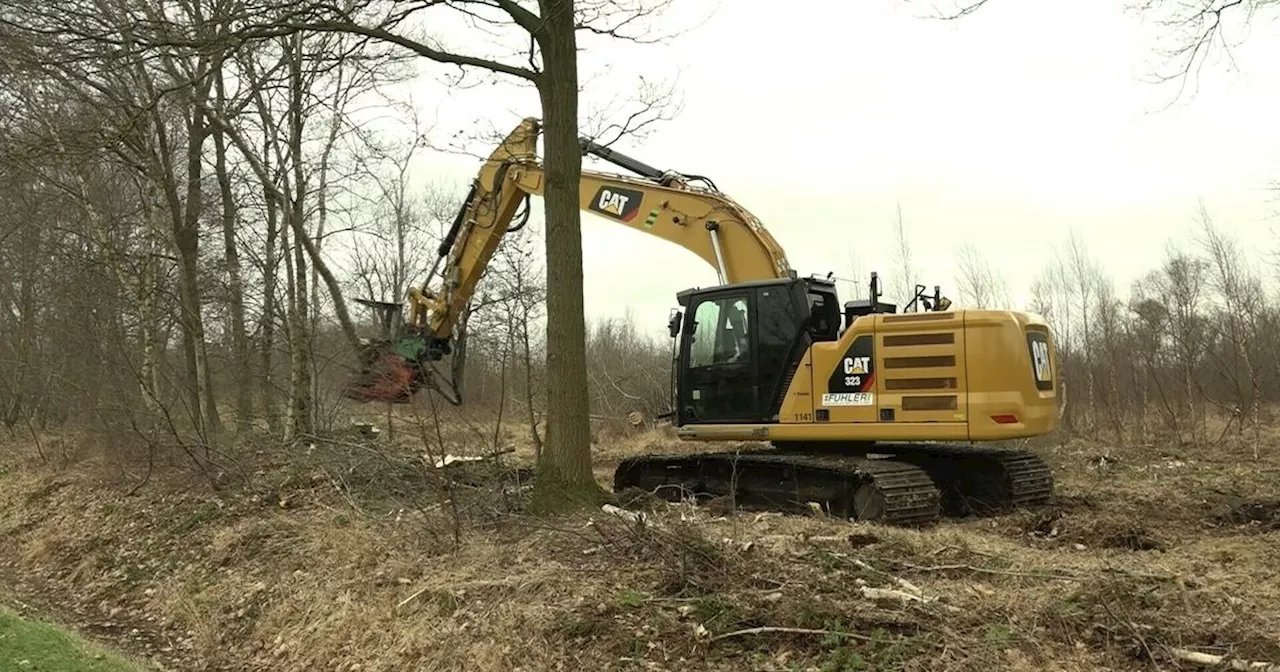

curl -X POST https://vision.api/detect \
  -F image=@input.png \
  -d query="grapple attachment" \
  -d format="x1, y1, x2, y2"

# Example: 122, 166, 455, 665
343, 341, 423, 403
343, 298, 432, 404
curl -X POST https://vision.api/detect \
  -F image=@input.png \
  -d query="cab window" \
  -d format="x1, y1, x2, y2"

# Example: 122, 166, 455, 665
689, 295, 750, 367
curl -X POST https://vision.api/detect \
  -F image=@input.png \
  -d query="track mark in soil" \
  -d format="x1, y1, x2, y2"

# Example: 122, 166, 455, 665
1216, 499, 1280, 531
1100, 526, 1165, 552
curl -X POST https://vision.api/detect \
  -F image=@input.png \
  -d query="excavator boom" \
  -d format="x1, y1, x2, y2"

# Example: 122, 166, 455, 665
418, 118, 791, 340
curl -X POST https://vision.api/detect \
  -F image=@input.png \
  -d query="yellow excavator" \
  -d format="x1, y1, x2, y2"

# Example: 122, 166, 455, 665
344, 118, 1060, 526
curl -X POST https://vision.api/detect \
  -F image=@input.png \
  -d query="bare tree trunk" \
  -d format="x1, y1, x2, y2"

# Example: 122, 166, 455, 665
452, 301, 472, 400
288, 225, 313, 439
13, 227, 36, 426
156, 100, 219, 442
310, 177, 325, 416
522, 300, 542, 460
281, 203, 304, 441
1137, 349, 1150, 442
162, 176, 203, 436
529, 0, 601, 511
189, 119, 223, 443
493, 311, 513, 450
285, 32, 313, 440
176, 226, 210, 438
1066, 234, 1095, 434
260, 152, 282, 435
310, 76, 344, 412
1185, 360, 1198, 442
137, 187, 164, 418
214, 73, 252, 434
394, 179, 407, 301
311, 115, 341, 338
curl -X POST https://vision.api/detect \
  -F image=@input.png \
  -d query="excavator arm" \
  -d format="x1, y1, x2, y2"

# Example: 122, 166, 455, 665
344, 117, 795, 403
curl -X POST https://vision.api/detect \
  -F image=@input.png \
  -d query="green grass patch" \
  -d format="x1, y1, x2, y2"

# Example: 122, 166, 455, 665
0, 605, 148, 671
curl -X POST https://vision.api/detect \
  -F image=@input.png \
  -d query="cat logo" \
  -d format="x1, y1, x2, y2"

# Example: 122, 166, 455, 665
1026, 331, 1054, 391
827, 334, 874, 394
1031, 340, 1051, 381
843, 356, 870, 376
588, 185, 643, 222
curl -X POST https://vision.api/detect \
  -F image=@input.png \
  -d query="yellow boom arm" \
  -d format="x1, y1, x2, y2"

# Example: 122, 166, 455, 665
407, 117, 795, 342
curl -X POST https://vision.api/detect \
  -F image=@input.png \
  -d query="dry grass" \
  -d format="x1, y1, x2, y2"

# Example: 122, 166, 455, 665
2, 420, 1280, 671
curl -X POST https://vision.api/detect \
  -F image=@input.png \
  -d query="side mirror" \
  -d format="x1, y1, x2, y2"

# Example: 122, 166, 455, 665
668, 309, 683, 338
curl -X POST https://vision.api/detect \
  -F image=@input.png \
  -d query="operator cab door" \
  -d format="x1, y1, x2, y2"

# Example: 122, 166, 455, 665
677, 289, 756, 423
675, 281, 808, 425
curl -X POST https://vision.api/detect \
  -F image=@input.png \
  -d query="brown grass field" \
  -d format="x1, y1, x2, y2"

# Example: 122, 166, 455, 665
2, 415, 1280, 671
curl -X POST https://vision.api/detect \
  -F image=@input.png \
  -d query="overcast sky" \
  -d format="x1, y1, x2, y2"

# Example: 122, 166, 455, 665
378, 0, 1280, 340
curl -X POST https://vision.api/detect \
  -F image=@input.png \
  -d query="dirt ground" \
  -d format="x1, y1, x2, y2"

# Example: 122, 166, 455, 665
2, 421, 1279, 672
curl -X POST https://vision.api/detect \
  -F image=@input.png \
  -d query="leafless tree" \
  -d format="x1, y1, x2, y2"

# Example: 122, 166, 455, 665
1091, 274, 1128, 439
198, 0, 686, 511
211, 64, 253, 434
953, 243, 1010, 308
1156, 245, 1210, 442
345, 114, 448, 307
1197, 205, 1264, 453
1027, 251, 1077, 432
481, 220, 549, 456
0, 0, 435, 462
891, 204, 918, 308
0, 0, 235, 447
1129, 280, 1173, 440
919, 0, 1280, 104
1064, 231, 1099, 432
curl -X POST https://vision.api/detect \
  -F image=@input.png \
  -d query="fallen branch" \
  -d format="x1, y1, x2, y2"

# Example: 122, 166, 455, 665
1169, 647, 1280, 671
849, 558, 930, 598
843, 557, 959, 611
711, 626, 873, 643
859, 585, 934, 604
928, 544, 997, 558
601, 504, 648, 525
891, 576, 925, 596
1099, 602, 1156, 666
427, 446, 517, 469
800, 535, 849, 544
894, 561, 1174, 583
396, 586, 430, 610
1100, 566, 1175, 581
896, 562, 1081, 581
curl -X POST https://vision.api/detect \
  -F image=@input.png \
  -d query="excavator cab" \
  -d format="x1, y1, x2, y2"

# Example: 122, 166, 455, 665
667, 271, 969, 428
669, 276, 841, 426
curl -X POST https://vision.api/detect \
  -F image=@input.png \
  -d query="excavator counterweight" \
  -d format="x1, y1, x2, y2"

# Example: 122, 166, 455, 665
343, 117, 1061, 526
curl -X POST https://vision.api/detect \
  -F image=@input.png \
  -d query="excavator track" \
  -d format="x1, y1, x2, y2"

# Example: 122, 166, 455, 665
873, 442, 1054, 517
613, 446, 942, 526
612, 442, 1053, 526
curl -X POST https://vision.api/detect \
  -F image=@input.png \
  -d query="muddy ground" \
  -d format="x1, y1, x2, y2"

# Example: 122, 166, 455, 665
1, 422, 1279, 671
